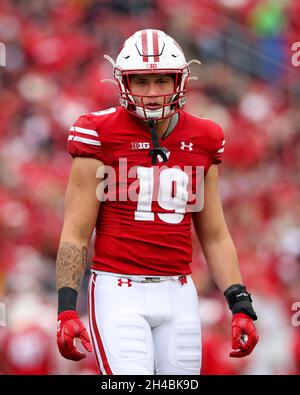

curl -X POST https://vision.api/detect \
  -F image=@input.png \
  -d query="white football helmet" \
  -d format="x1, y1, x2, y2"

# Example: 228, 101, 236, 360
104, 29, 201, 121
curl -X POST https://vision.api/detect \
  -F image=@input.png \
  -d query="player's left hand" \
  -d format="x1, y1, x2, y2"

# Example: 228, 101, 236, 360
229, 313, 259, 358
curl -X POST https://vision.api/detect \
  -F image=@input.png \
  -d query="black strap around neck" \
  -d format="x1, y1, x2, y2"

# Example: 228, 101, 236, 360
147, 120, 169, 165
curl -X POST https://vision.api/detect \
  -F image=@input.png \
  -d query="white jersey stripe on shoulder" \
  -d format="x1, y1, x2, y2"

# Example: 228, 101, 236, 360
69, 126, 98, 137
91, 107, 116, 116
68, 135, 101, 146
222, 139, 226, 146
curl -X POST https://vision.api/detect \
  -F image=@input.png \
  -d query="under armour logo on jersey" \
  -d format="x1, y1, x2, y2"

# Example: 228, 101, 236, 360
131, 142, 150, 150
180, 141, 193, 151
117, 278, 133, 287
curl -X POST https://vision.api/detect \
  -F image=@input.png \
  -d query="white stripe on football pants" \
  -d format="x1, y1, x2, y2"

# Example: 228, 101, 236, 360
88, 274, 106, 374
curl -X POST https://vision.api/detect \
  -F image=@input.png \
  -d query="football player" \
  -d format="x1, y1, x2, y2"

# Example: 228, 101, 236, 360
56, 29, 259, 374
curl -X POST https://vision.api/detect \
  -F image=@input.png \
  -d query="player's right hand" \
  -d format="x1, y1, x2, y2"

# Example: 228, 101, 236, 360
57, 310, 92, 361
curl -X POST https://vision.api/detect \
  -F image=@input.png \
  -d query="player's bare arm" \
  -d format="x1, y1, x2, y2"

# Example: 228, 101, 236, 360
192, 164, 242, 292
56, 157, 103, 361
193, 164, 259, 357
56, 243, 88, 292
56, 157, 102, 292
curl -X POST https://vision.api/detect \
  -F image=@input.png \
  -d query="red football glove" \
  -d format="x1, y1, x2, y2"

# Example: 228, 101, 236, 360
230, 313, 259, 358
57, 310, 92, 361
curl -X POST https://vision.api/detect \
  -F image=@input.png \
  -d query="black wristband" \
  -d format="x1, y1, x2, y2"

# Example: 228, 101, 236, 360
58, 287, 78, 314
224, 284, 258, 321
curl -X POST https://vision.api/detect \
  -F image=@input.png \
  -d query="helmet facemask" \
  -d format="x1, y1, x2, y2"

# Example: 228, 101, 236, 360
115, 67, 190, 121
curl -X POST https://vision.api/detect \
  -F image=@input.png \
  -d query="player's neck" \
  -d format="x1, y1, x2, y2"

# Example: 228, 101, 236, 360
155, 117, 172, 139
139, 113, 178, 139
153, 112, 179, 139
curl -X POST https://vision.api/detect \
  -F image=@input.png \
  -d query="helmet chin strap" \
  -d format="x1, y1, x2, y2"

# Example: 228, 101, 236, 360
135, 105, 171, 120
147, 120, 170, 165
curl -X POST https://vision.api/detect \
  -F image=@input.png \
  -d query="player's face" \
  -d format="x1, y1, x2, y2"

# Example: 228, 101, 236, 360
130, 74, 175, 110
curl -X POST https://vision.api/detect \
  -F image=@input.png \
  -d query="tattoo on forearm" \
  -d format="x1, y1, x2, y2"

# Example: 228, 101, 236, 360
56, 241, 88, 292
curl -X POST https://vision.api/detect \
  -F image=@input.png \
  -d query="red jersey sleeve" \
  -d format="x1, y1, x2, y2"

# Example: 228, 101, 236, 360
211, 122, 225, 165
67, 114, 103, 161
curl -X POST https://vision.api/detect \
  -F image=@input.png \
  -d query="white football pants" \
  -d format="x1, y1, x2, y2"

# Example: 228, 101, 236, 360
88, 271, 201, 375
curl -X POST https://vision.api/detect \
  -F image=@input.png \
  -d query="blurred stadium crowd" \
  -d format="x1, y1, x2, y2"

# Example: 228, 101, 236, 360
0, 0, 300, 375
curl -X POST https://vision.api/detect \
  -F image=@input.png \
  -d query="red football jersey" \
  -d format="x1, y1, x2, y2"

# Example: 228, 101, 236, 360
68, 106, 225, 275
